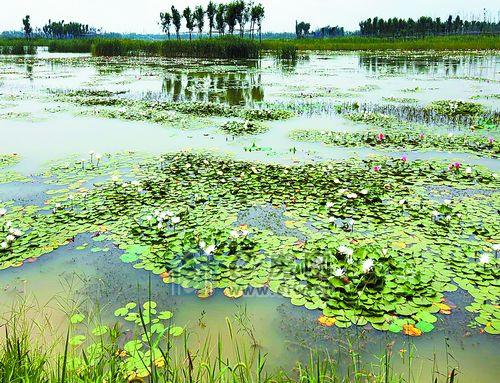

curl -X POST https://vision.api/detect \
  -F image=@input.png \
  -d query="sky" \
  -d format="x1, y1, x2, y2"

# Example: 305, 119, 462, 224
3, 0, 499, 34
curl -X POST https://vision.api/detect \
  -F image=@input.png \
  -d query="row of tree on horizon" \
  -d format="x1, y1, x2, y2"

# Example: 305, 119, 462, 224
159, 1, 264, 41
14, 10, 500, 41
358, 15, 500, 37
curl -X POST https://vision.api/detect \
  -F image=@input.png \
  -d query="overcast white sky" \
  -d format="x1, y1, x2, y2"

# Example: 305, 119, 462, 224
3, 0, 499, 33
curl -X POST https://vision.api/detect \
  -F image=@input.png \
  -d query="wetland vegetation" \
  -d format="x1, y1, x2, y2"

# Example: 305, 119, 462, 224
0, 2, 499, 382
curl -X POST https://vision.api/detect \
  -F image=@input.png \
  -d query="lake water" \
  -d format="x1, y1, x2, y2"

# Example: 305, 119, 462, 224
0, 49, 498, 381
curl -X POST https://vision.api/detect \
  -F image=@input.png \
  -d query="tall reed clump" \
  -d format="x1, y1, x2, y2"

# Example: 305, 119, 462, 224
48, 39, 94, 53
91, 36, 260, 59
273, 43, 298, 61
263, 35, 500, 51
0, 296, 463, 383
0, 40, 36, 55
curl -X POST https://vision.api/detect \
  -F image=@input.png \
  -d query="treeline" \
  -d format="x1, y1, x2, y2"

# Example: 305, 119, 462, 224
359, 15, 500, 37
159, 0, 265, 41
41, 20, 98, 38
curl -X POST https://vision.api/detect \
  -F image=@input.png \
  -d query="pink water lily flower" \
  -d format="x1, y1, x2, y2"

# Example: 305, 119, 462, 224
401, 155, 408, 162
488, 137, 494, 144
376, 133, 385, 142
373, 166, 381, 172
419, 133, 425, 139
449, 162, 461, 171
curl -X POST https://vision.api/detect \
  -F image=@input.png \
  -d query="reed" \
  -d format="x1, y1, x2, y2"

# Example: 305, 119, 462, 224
0, 297, 462, 383
91, 36, 260, 59
0, 40, 36, 55
262, 35, 500, 51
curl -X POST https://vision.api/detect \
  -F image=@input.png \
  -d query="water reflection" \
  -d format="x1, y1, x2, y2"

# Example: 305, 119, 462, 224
160, 70, 264, 106
358, 53, 498, 78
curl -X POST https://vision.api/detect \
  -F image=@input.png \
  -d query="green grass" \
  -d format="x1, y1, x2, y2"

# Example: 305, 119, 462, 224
0, 40, 36, 55
0, 297, 461, 383
91, 36, 260, 59
262, 35, 500, 51
0, 35, 497, 58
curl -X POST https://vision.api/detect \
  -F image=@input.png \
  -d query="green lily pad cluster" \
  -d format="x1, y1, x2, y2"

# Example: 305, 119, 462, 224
0, 151, 498, 333
0, 153, 29, 184
290, 129, 499, 157
55, 89, 294, 121
67, 300, 183, 379
425, 100, 486, 119
220, 120, 268, 136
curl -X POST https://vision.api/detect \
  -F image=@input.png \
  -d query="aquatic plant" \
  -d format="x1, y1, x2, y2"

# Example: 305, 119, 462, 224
0, 152, 498, 333
91, 36, 260, 59
0, 297, 463, 382
220, 120, 268, 136
290, 129, 500, 158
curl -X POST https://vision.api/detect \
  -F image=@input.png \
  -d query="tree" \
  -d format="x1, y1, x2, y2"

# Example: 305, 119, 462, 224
216, 4, 227, 35
22, 15, 32, 40
225, 2, 238, 34
183, 7, 196, 40
207, 1, 216, 37
252, 3, 264, 41
160, 11, 172, 39
194, 6, 205, 37
171, 6, 182, 40
234, 0, 246, 37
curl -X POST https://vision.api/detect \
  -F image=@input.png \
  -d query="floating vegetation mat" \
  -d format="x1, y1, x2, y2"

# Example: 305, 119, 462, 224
291, 129, 499, 158
0, 151, 499, 334
0, 153, 29, 184
54, 89, 294, 122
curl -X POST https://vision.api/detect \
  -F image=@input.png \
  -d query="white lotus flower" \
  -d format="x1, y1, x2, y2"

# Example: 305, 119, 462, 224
346, 193, 358, 199
111, 175, 119, 182
443, 199, 452, 205
399, 199, 406, 205
89, 150, 95, 155
0, 208, 6, 216
95, 153, 101, 160
465, 167, 472, 174
445, 215, 451, 221
55, 203, 61, 209
12, 229, 22, 237
6, 235, 15, 242
347, 256, 353, 264
1, 242, 7, 249
360, 189, 368, 195
326, 202, 334, 208
171, 216, 180, 224
230, 230, 239, 238
338, 245, 353, 256
146, 215, 153, 221
432, 211, 440, 217
333, 268, 345, 277
157, 222, 163, 229
204, 244, 216, 255
362, 259, 374, 274
491, 244, 500, 251
479, 254, 490, 264
5, 221, 12, 228
347, 218, 355, 226
328, 216, 336, 223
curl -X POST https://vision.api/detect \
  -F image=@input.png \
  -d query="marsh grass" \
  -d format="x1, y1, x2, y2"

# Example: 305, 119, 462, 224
91, 37, 260, 59
0, 40, 36, 55
0, 294, 463, 383
262, 35, 500, 51
0, 35, 497, 58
